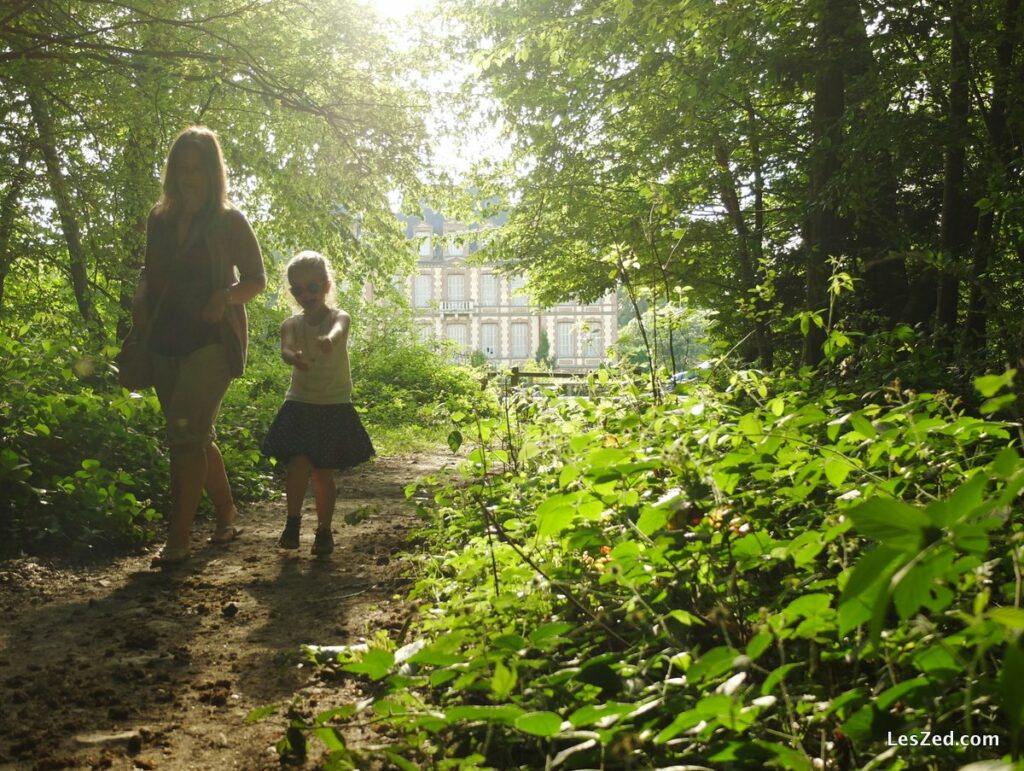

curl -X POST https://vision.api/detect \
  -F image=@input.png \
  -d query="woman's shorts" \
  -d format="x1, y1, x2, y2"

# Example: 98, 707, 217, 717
151, 343, 232, 450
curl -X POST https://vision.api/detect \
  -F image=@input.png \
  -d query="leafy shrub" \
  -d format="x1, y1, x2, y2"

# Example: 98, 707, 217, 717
280, 364, 1024, 769
351, 323, 494, 433
0, 298, 483, 557
0, 324, 167, 557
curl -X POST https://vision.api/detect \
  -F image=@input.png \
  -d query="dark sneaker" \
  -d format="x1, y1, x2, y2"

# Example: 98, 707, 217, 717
312, 527, 334, 556
278, 517, 301, 549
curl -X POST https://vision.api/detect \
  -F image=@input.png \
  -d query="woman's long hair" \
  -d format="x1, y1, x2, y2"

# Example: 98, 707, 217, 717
155, 126, 230, 219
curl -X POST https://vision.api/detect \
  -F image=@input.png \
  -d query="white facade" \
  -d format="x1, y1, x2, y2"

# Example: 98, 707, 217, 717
404, 220, 618, 371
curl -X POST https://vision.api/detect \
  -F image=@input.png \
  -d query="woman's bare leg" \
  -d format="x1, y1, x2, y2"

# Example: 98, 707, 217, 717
166, 445, 207, 551
204, 441, 237, 528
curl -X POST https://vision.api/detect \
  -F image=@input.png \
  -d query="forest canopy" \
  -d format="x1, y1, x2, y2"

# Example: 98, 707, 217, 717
447, 0, 1024, 381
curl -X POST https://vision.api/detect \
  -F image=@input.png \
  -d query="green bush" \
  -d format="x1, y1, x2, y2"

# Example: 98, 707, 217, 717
0, 298, 483, 558
282, 363, 1024, 769
0, 324, 167, 557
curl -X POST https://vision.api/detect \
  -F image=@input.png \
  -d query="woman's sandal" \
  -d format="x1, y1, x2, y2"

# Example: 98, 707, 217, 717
208, 525, 243, 545
150, 544, 191, 568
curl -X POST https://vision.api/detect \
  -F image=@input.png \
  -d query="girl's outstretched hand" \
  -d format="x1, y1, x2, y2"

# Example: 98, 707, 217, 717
317, 335, 334, 354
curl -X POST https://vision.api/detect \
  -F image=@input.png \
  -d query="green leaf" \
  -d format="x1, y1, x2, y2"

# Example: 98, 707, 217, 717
1002, 640, 1024, 730
824, 455, 854, 487
636, 506, 670, 536
990, 608, 1024, 630
535, 493, 576, 536
992, 448, 1022, 479
342, 649, 394, 681
666, 609, 702, 627
686, 646, 739, 685
514, 710, 563, 737
246, 704, 278, 723
761, 662, 802, 695
558, 465, 580, 488
535, 492, 601, 536
313, 726, 345, 752
974, 369, 1016, 398
746, 632, 772, 661
877, 678, 930, 710
980, 394, 1016, 414
491, 660, 517, 701
528, 622, 575, 646
738, 412, 762, 440
847, 498, 929, 551
384, 750, 421, 771
840, 546, 902, 603
784, 593, 832, 619
654, 707, 707, 743
838, 546, 903, 635
447, 430, 463, 452
849, 412, 876, 438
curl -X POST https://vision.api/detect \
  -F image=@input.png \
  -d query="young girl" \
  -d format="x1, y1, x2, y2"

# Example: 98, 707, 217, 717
261, 251, 374, 555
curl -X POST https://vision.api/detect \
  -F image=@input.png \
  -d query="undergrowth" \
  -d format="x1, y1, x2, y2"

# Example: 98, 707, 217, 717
268, 364, 1024, 770
0, 306, 481, 559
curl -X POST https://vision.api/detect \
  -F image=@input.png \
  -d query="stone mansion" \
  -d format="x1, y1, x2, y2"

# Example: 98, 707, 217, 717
402, 219, 617, 372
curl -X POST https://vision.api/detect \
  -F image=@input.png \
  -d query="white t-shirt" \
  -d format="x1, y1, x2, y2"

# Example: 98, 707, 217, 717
284, 308, 352, 404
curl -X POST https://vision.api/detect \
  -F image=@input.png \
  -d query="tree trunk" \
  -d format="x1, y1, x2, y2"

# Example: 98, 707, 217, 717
0, 146, 31, 316
117, 120, 159, 339
803, 0, 853, 367
935, 0, 972, 353
26, 82, 97, 326
963, 0, 1021, 353
713, 137, 773, 369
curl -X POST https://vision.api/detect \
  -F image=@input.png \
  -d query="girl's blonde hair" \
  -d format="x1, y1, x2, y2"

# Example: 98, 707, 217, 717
156, 125, 230, 218
285, 250, 337, 309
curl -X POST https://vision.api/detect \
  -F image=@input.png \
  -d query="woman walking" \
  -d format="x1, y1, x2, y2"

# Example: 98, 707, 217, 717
133, 126, 266, 566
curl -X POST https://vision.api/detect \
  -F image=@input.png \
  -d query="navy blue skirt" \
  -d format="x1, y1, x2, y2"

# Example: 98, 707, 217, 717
261, 401, 375, 470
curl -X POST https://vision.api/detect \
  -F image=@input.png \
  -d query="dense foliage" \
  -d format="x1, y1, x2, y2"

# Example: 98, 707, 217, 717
444, 0, 1024, 377
0, 292, 485, 557
278, 365, 1024, 769
0, 0, 483, 556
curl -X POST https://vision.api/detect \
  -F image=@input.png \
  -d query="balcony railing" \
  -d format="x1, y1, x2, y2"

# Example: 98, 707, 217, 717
440, 300, 474, 314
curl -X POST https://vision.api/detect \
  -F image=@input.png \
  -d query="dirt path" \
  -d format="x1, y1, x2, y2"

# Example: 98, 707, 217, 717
0, 452, 453, 771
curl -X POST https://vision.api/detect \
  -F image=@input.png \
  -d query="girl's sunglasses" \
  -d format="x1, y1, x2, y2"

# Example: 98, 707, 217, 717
289, 281, 323, 296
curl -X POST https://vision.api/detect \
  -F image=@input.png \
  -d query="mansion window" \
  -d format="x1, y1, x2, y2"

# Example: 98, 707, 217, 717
480, 273, 498, 306
582, 323, 602, 357
511, 322, 530, 358
480, 323, 499, 359
414, 274, 432, 307
446, 273, 465, 302
510, 276, 528, 306
445, 323, 468, 352
557, 322, 575, 358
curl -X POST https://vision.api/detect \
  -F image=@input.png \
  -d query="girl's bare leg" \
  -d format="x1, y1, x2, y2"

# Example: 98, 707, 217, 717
311, 468, 336, 530
286, 455, 312, 519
